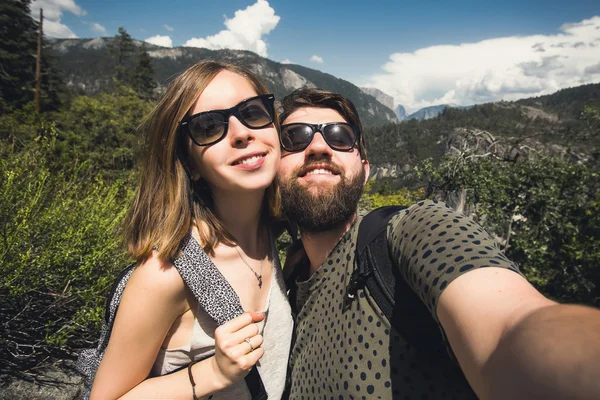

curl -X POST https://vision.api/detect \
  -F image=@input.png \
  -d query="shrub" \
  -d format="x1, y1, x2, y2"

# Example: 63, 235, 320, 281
0, 130, 134, 380
419, 153, 600, 307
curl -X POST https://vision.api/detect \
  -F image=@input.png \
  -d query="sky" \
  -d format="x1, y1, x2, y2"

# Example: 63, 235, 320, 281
30, 0, 600, 113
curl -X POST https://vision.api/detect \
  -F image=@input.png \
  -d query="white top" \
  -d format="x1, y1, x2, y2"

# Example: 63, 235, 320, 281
151, 241, 293, 400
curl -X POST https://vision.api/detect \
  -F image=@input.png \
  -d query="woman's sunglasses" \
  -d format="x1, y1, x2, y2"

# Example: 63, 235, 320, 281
180, 94, 275, 146
280, 122, 360, 153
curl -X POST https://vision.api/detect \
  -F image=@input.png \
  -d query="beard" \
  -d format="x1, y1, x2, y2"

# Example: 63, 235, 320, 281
278, 161, 366, 233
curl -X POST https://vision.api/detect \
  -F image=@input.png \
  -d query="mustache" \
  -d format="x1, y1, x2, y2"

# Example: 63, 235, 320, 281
295, 160, 343, 178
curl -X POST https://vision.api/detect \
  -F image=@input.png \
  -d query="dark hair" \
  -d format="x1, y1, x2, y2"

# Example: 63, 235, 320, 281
279, 88, 368, 160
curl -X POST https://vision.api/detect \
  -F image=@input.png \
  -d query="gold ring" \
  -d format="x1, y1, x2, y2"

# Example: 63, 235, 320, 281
244, 337, 254, 351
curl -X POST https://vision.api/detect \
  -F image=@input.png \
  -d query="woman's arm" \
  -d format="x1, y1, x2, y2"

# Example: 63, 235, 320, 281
90, 255, 266, 399
120, 312, 266, 399
90, 255, 189, 399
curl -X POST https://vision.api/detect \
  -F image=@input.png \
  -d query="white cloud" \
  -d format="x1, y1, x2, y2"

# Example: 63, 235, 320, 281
164, 24, 174, 32
184, 0, 280, 57
30, 0, 86, 38
310, 55, 324, 64
363, 16, 600, 112
281, 59, 293, 64
91, 22, 107, 35
145, 35, 173, 48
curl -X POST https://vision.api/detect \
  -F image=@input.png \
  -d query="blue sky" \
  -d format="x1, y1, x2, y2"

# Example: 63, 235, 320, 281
32, 0, 600, 112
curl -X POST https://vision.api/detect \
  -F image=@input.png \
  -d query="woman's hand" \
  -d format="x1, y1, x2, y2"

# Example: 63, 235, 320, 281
211, 312, 265, 387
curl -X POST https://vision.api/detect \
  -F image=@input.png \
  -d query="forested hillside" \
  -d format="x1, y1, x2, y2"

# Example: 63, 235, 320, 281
48, 37, 398, 126
1, 0, 599, 385
365, 83, 600, 186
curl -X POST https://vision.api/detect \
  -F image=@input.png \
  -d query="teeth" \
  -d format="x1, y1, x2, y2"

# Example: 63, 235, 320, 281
307, 169, 333, 175
237, 155, 262, 165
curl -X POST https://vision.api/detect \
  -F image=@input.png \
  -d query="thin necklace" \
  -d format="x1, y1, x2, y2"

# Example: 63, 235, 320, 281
235, 246, 265, 289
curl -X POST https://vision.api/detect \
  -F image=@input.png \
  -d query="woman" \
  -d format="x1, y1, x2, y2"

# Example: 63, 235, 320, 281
89, 60, 293, 399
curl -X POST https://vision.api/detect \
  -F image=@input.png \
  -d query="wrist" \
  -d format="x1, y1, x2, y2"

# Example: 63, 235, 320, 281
208, 357, 233, 391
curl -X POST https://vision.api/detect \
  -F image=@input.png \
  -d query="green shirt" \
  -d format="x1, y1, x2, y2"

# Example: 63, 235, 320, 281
288, 200, 522, 399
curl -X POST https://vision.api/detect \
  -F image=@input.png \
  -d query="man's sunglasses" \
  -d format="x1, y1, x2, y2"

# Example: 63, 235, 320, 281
180, 94, 275, 146
280, 122, 360, 153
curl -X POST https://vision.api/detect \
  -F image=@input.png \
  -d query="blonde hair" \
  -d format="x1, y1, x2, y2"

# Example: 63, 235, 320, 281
124, 60, 280, 261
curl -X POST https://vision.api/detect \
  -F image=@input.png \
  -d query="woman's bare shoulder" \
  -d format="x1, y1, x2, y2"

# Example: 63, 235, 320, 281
126, 252, 188, 306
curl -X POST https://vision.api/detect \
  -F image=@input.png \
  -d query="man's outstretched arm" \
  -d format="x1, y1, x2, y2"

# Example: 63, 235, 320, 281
437, 267, 600, 399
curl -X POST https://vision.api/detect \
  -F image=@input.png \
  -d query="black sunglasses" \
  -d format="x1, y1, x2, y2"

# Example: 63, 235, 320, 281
280, 122, 360, 153
180, 94, 275, 146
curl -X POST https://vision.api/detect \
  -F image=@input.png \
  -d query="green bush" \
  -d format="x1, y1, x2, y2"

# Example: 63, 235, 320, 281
419, 153, 600, 307
360, 180, 425, 211
53, 85, 152, 174
0, 131, 134, 378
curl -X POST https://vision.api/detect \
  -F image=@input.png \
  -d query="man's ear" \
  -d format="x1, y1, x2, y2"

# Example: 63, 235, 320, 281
362, 159, 370, 185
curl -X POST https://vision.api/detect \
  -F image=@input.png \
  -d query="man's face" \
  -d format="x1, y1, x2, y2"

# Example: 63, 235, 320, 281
277, 107, 370, 233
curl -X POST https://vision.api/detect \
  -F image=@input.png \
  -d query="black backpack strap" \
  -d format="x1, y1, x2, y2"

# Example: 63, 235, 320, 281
283, 234, 309, 317
78, 263, 138, 399
245, 367, 268, 400
103, 263, 137, 324
349, 206, 451, 357
357, 206, 405, 249
346, 206, 405, 313
281, 240, 308, 400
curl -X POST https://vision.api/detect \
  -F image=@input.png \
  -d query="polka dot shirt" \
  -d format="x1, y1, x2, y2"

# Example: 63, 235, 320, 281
287, 200, 522, 399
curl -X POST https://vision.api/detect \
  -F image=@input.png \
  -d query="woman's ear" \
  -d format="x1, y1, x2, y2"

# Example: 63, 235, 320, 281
176, 133, 201, 181
190, 167, 201, 181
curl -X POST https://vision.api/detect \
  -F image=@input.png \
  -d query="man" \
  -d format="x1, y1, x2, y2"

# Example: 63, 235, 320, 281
276, 88, 600, 399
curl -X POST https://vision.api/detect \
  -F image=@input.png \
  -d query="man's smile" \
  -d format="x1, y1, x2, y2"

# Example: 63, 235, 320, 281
296, 162, 342, 183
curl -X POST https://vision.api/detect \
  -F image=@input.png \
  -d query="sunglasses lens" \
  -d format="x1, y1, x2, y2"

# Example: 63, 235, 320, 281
187, 112, 227, 145
239, 97, 273, 128
183, 95, 275, 146
281, 124, 314, 151
323, 124, 356, 150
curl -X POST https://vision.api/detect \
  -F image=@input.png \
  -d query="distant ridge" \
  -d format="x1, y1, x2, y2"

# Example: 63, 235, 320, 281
48, 38, 398, 127
405, 104, 472, 121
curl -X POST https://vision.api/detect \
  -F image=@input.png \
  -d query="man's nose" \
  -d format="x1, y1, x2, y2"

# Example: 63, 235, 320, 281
304, 131, 332, 160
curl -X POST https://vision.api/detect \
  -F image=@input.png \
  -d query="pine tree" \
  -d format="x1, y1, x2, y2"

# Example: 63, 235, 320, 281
133, 44, 157, 99
40, 44, 68, 112
0, 0, 66, 113
112, 27, 136, 83
0, 0, 38, 112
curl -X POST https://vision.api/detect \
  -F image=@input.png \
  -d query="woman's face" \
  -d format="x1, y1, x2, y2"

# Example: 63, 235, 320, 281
187, 70, 280, 196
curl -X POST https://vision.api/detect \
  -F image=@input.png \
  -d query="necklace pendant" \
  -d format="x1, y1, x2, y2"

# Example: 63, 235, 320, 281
258, 275, 263, 289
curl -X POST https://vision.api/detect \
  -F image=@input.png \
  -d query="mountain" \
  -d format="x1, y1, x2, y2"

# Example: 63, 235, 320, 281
516, 83, 600, 117
359, 87, 395, 111
48, 38, 397, 127
364, 83, 600, 185
394, 104, 407, 121
406, 104, 471, 121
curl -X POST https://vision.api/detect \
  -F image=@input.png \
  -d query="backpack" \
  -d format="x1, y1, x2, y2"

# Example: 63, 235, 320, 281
76, 235, 268, 400
286, 206, 448, 357
346, 205, 447, 354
